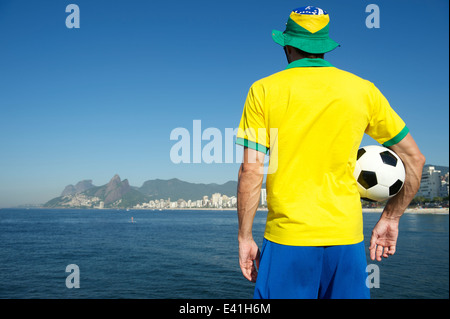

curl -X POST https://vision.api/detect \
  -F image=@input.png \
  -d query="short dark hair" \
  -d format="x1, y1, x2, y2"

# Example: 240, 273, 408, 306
291, 46, 324, 59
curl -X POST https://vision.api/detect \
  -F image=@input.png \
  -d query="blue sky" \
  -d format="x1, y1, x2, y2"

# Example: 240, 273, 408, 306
0, 0, 448, 207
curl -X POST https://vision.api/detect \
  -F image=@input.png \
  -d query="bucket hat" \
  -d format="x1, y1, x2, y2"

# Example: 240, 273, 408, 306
272, 6, 339, 54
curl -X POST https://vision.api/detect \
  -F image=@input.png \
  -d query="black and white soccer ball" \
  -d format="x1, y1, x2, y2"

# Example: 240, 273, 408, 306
353, 145, 405, 202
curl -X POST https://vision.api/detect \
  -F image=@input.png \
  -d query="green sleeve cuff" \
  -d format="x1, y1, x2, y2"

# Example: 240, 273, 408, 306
236, 137, 269, 154
382, 126, 409, 147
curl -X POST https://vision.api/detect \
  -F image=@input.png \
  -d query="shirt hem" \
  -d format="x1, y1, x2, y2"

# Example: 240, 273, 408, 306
263, 233, 364, 247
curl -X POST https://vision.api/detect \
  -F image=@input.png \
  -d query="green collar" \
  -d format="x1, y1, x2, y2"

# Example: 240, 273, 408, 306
285, 58, 334, 69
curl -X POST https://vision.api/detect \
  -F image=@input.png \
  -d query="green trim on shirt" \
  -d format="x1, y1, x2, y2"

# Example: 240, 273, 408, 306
236, 137, 269, 154
382, 126, 410, 147
285, 58, 334, 69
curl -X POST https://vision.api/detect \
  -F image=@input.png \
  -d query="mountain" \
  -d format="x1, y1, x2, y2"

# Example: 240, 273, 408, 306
45, 175, 150, 209
44, 175, 238, 209
83, 177, 151, 208
61, 179, 94, 196
138, 178, 238, 201
88, 174, 131, 205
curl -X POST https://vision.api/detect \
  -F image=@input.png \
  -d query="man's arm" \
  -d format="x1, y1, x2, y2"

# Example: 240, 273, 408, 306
237, 147, 265, 282
369, 133, 426, 261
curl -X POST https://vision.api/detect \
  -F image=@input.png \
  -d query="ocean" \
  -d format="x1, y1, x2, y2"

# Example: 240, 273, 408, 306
0, 209, 448, 299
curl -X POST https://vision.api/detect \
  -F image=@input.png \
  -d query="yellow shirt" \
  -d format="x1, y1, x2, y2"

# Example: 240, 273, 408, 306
237, 58, 408, 246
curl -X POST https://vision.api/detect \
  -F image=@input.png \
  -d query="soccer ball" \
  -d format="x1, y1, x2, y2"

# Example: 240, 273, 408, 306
353, 145, 405, 202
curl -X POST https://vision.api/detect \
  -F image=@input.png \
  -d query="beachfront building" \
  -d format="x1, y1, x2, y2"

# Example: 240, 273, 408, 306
133, 192, 238, 209
418, 166, 442, 199
440, 173, 449, 198
230, 196, 237, 207
211, 193, 221, 208
261, 188, 267, 206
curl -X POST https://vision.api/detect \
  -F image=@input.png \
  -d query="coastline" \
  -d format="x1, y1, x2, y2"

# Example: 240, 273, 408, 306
362, 207, 449, 214
153, 207, 450, 214
130, 207, 449, 214
2, 207, 448, 214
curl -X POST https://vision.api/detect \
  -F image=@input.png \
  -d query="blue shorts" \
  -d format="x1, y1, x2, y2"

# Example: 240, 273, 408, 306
254, 239, 370, 299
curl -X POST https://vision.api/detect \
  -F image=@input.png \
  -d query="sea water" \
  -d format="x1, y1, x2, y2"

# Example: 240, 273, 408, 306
0, 209, 448, 299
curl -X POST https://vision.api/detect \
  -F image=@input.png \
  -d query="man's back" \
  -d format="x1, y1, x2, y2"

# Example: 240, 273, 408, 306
237, 6, 425, 299
238, 59, 407, 246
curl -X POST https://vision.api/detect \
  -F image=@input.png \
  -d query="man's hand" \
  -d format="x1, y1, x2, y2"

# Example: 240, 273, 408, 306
238, 238, 260, 282
369, 216, 399, 261
237, 146, 265, 282
369, 133, 425, 261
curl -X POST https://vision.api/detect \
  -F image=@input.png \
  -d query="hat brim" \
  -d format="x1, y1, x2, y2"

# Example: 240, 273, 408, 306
272, 29, 286, 46
271, 29, 340, 54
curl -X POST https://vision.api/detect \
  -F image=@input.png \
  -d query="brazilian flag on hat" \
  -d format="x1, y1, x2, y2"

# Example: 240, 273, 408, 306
272, 6, 339, 54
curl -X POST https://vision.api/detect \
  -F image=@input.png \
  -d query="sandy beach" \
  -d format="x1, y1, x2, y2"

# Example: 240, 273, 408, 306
159, 207, 449, 214
362, 207, 449, 214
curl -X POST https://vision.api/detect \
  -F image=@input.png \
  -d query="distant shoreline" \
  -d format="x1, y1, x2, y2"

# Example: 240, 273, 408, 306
1, 207, 448, 214
154, 207, 449, 214
362, 207, 449, 214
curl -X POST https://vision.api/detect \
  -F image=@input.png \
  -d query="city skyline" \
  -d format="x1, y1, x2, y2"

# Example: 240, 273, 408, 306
0, 0, 448, 207
30, 163, 450, 210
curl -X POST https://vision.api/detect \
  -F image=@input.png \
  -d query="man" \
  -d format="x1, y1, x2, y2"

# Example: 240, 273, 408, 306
236, 6, 425, 299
